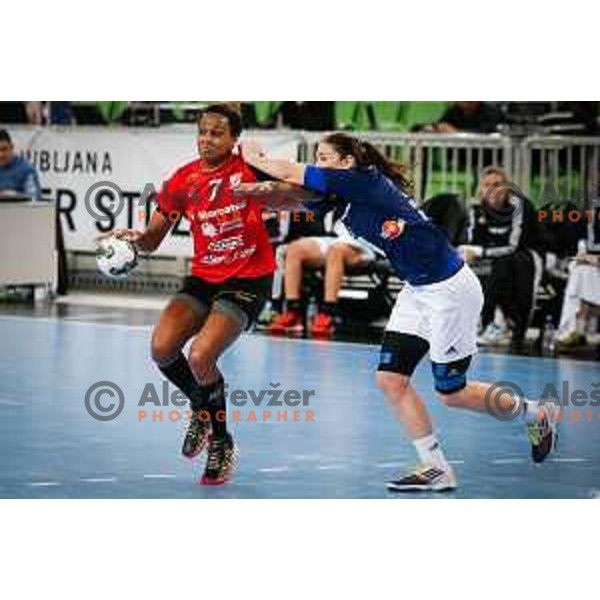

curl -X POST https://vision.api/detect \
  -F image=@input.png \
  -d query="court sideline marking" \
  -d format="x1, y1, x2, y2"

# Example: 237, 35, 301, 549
11, 455, 592, 491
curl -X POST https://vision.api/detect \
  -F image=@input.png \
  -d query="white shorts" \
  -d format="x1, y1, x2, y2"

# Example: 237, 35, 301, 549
386, 265, 484, 364
313, 235, 376, 262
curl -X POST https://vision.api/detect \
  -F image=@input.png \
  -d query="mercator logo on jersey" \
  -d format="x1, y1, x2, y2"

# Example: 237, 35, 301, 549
191, 200, 248, 224
381, 219, 406, 240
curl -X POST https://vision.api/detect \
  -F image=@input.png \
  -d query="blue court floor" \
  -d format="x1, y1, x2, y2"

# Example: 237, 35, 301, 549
1, 312, 599, 498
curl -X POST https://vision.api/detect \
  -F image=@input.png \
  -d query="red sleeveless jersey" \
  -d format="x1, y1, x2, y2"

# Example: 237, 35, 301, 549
157, 155, 275, 283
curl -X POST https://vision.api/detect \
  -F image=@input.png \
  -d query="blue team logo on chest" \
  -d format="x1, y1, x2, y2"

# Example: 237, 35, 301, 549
381, 219, 406, 240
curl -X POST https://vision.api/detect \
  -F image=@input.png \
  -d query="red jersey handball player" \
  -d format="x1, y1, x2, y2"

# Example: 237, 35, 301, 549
104, 104, 276, 485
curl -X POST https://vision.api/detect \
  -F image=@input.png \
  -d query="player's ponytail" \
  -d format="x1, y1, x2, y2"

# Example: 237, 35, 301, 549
322, 132, 413, 193
359, 140, 412, 193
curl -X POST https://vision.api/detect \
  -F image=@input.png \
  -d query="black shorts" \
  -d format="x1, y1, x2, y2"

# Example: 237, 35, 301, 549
176, 275, 273, 330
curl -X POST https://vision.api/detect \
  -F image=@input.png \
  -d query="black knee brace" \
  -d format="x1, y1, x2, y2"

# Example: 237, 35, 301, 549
378, 332, 430, 376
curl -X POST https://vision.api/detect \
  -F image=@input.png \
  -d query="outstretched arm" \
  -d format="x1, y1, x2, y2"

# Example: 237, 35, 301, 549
233, 181, 322, 210
241, 140, 307, 186
242, 139, 373, 205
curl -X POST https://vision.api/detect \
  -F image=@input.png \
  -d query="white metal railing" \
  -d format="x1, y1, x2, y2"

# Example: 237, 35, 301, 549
298, 132, 600, 204
517, 135, 600, 204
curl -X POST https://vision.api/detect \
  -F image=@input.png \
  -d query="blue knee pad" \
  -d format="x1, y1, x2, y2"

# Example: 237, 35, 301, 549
431, 356, 472, 395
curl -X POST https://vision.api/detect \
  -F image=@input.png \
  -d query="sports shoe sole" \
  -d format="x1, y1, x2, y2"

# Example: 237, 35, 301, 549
386, 480, 457, 493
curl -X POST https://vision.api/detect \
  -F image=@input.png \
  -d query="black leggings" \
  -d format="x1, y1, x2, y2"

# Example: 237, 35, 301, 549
481, 250, 535, 341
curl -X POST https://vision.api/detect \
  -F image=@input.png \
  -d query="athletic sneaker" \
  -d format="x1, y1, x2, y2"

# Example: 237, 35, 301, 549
268, 311, 304, 334
200, 433, 238, 485
310, 312, 335, 337
386, 466, 457, 492
526, 404, 559, 463
181, 412, 211, 459
477, 323, 511, 347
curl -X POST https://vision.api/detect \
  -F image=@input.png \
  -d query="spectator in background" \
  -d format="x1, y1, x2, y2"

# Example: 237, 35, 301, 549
1, 101, 73, 125
0, 129, 41, 200
270, 102, 335, 131
0, 125, 69, 295
417, 101, 502, 133
0, 127, 52, 301
268, 201, 377, 337
460, 166, 542, 348
25, 102, 45, 125
49, 102, 74, 125
555, 212, 600, 351
555, 254, 600, 351
259, 201, 333, 324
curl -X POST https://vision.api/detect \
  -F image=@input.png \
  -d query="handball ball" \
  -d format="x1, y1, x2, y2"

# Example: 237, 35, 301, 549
96, 236, 139, 279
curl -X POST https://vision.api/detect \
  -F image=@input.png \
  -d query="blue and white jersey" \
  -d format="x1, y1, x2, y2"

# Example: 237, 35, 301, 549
303, 165, 463, 286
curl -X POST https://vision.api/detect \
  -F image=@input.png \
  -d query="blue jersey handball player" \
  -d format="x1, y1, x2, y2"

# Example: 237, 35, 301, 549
238, 133, 558, 492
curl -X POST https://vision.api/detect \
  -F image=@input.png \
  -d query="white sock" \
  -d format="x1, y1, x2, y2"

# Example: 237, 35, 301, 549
413, 434, 451, 473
